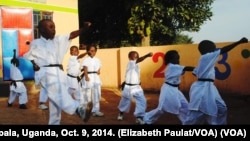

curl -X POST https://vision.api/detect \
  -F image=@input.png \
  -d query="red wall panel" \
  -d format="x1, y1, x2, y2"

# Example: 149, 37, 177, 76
1, 7, 32, 28
18, 29, 33, 56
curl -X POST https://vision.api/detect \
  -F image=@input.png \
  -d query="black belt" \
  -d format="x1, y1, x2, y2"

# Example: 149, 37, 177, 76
120, 82, 140, 90
198, 78, 214, 82
165, 82, 179, 87
11, 80, 23, 88
88, 71, 97, 74
67, 74, 82, 83
43, 64, 63, 70
125, 82, 141, 86
67, 74, 78, 78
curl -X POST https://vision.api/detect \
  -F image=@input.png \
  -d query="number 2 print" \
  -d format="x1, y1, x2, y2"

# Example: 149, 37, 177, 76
151, 50, 232, 80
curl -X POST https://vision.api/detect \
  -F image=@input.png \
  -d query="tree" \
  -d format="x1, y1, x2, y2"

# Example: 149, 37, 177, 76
78, 0, 214, 48
78, 0, 131, 48
173, 34, 193, 44
128, 0, 214, 46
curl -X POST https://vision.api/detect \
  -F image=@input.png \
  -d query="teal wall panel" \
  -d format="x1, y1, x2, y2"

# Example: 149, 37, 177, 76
2, 29, 18, 57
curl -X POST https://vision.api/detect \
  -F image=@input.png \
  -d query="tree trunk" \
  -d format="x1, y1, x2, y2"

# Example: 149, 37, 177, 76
141, 35, 150, 47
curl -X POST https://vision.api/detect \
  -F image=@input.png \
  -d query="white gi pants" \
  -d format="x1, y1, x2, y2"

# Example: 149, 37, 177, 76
40, 67, 80, 125
118, 85, 146, 117
8, 82, 28, 105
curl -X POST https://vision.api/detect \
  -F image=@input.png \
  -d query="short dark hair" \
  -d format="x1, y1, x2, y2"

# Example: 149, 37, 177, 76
198, 40, 216, 55
86, 44, 97, 51
128, 51, 139, 58
38, 19, 53, 32
164, 50, 178, 65
70, 45, 78, 50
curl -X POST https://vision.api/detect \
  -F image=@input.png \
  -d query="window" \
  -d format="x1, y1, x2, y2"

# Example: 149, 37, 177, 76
33, 10, 53, 39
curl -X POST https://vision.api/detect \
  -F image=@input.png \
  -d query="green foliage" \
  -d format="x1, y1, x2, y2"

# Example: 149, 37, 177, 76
128, 0, 214, 45
173, 34, 193, 45
78, 0, 214, 47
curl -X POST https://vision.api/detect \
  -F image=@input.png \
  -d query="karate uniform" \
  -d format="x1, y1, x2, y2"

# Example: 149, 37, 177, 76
143, 63, 188, 124
67, 56, 83, 104
184, 49, 227, 125
24, 35, 80, 125
8, 64, 28, 105
81, 56, 102, 113
34, 70, 48, 107
38, 86, 48, 105
118, 60, 146, 118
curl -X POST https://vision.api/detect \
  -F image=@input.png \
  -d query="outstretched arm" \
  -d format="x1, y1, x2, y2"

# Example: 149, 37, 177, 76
220, 37, 248, 54
69, 22, 91, 40
77, 52, 88, 59
136, 52, 153, 64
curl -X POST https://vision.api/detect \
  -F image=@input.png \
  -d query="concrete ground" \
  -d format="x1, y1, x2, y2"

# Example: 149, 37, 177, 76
0, 82, 250, 125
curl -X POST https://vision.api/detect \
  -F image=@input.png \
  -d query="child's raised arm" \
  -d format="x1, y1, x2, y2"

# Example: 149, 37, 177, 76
136, 52, 153, 64
69, 22, 91, 40
220, 37, 248, 54
77, 52, 88, 59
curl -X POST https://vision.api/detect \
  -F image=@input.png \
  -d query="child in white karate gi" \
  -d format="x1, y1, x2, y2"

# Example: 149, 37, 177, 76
24, 19, 92, 125
8, 49, 28, 109
184, 37, 248, 125
117, 51, 153, 124
81, 44, 103, 117
143, 50, 194, 124
67, 45, 87, 105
